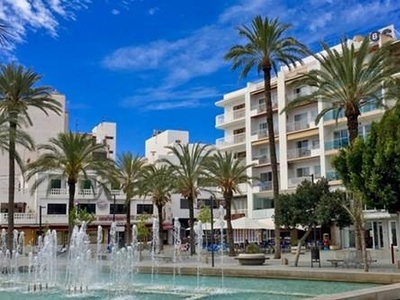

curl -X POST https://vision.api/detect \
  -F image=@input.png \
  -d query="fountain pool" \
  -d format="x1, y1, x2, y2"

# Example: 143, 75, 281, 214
0, 271, 379, 300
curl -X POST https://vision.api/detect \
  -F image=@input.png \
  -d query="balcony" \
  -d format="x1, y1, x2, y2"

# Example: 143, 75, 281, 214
326, 170, 340, 181
251, 129, 268, 140
286, 119, 315, 133
216, 133, 246, 148
287, 146, 320, 160
286, 87, 314, 103
288, 176, 313, 188
215, 107, 245, 127
323, 109, 345, 122
252, 155, 271, 165
325, 137, 349, 151
0, 213, 36, 225
253, 181, 272, 192
250, 100, 278, 116
49, 188, 100, 197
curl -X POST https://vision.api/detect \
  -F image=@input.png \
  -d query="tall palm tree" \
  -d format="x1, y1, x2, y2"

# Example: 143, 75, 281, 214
283, 37, 399, 253
0, 63, 62, 251
224, 16, 307, 259
284, 37, 398, 144
204, 151, 254, 256
113, 152, 146, 245
161, 143, 213, 255
25, 132, 112, 242
142, 164, 175, 252
0, 20, 12, 46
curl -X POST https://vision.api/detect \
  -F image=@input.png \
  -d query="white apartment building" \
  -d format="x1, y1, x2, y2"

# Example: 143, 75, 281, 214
215, 25, 400, 250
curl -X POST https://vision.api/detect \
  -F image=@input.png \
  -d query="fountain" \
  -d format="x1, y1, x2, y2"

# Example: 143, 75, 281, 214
0, 224, 382, 300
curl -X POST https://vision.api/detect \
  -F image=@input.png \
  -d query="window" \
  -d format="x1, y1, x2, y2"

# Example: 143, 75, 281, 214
47, 204, 67, 215
260, 172, 272, 182
233, 103, 245, 110
234, 151, 246, 160
137, 204, 153, 214
77, 203, 96, 214
296, 140, 309, 156
50, 179, 62, 189
254, 197, 274, 210
80, 179, 93, 190
180, 198, 189, 209
197, 198, 218, 209
109, 204, 125, 214
233, 128, 245, 135
314, 165, 321, 178
294, 113, 307, 130
333, 129, 349, 148
296, 167, 310, 178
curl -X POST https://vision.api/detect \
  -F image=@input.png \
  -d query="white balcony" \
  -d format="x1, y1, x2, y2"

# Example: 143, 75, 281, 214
216, 133, 246, 148
251, 129, 268, 141
250, 100, 278, 116
286, 87, 314, 103
286, 119, 312, 132
49, 188, 100, 197
0, 213, 36, 225
288, 176, 313, 188
287, 147, 316, 159
252, 155, 271, 165
252, 181, 272, 193
215, 107, 245, 127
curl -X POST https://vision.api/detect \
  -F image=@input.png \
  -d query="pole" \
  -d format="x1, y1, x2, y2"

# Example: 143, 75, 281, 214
113, 194, 116, 222
39, 206, 43, 237
210, 196, 215, 268
310, 174, 316, 246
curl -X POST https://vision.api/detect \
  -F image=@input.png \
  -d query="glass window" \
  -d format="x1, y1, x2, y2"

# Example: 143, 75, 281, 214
50, 179, 61, 189
47, 204, 67, 215
137, 204, 153, 214
77, 203, 96, 214
180, 198, 189, 209
80, 179, 92, 189
296, 167, 310, 177
109, 204, 125, 214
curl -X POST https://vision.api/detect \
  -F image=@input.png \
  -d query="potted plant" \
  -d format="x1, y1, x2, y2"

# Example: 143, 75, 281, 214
235, 243, 267, 265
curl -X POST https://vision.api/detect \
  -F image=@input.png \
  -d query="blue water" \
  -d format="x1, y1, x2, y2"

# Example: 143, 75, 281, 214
0, 273, 379, 299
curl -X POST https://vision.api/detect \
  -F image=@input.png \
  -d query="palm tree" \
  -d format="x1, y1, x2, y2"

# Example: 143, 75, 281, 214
0, 63, 62, 251
0, 20, 12, 46
224, 16, 307, 259
142, 164, 175, 252
204, 151, 254, 257
161, 143, 213, 255
113, 152, 146, 245
283, 37, 399, 254
25, 132, 112, 242
284, 37, 398, 145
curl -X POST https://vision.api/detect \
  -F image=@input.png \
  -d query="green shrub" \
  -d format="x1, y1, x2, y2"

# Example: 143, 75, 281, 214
245, 243, 260, 253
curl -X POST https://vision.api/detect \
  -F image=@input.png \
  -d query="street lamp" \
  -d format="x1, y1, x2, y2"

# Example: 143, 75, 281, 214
39, 205, 45, 237
209, 196, 215, 268
113, 194, 116, 222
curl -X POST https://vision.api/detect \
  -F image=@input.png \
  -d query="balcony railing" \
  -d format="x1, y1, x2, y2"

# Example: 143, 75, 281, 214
286, 87, 314, 103
49, 188, 100, 197
286, 119, 315, 132
216, 107, 246, 126
253, 181, 272, 192
250, 100, 278, 114
288, 176, 313, 187
216, 133, 246, 147
251, 129, 268, 139
326, 170, 340, 181
0, 213, 36, 225
287, 146, 320, 159
325, 137, 349, 151
253, 155, 271, 165
323, 109, 345, 121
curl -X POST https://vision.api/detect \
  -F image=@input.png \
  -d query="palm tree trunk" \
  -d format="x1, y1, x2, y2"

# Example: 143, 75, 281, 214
126, 200, 131, 246
188, 195, 195, 255
346, 110, 360, 145
67, 179, 76, 243
7, 121, 17, 252
263, 67, 281, 259
225, 192, 235, 256
157, 204, 164, 252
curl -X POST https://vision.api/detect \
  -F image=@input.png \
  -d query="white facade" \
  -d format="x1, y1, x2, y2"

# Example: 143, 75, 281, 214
91, 122, 117, 160
215, 27, 399, 249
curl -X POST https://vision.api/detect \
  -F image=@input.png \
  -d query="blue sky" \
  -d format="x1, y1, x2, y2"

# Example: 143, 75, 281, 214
1, 0, 400, 155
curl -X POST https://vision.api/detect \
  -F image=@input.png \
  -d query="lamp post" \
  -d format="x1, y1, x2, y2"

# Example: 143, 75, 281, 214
113, 194, 116, 222
39, 205, 45, 237
209, 196, 215, 268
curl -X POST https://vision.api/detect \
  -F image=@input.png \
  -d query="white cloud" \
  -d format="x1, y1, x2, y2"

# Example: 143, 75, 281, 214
121, 86, 219, 111
148, 7, 159, 15
111, 9, 121, 15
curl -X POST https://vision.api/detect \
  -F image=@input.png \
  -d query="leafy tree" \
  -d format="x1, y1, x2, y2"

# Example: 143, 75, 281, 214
283, 37, 398, 145
276, 178, 350, 266
112, 152, 146, 245
161, 143, 213, 255
0, 63, 62, 251
25, 132, 112, 242
225, 16, 307, 259
204, 151, 254, 256
142, 164, 175, 252
70, 206, 95, 227
197, 206, 211, 246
